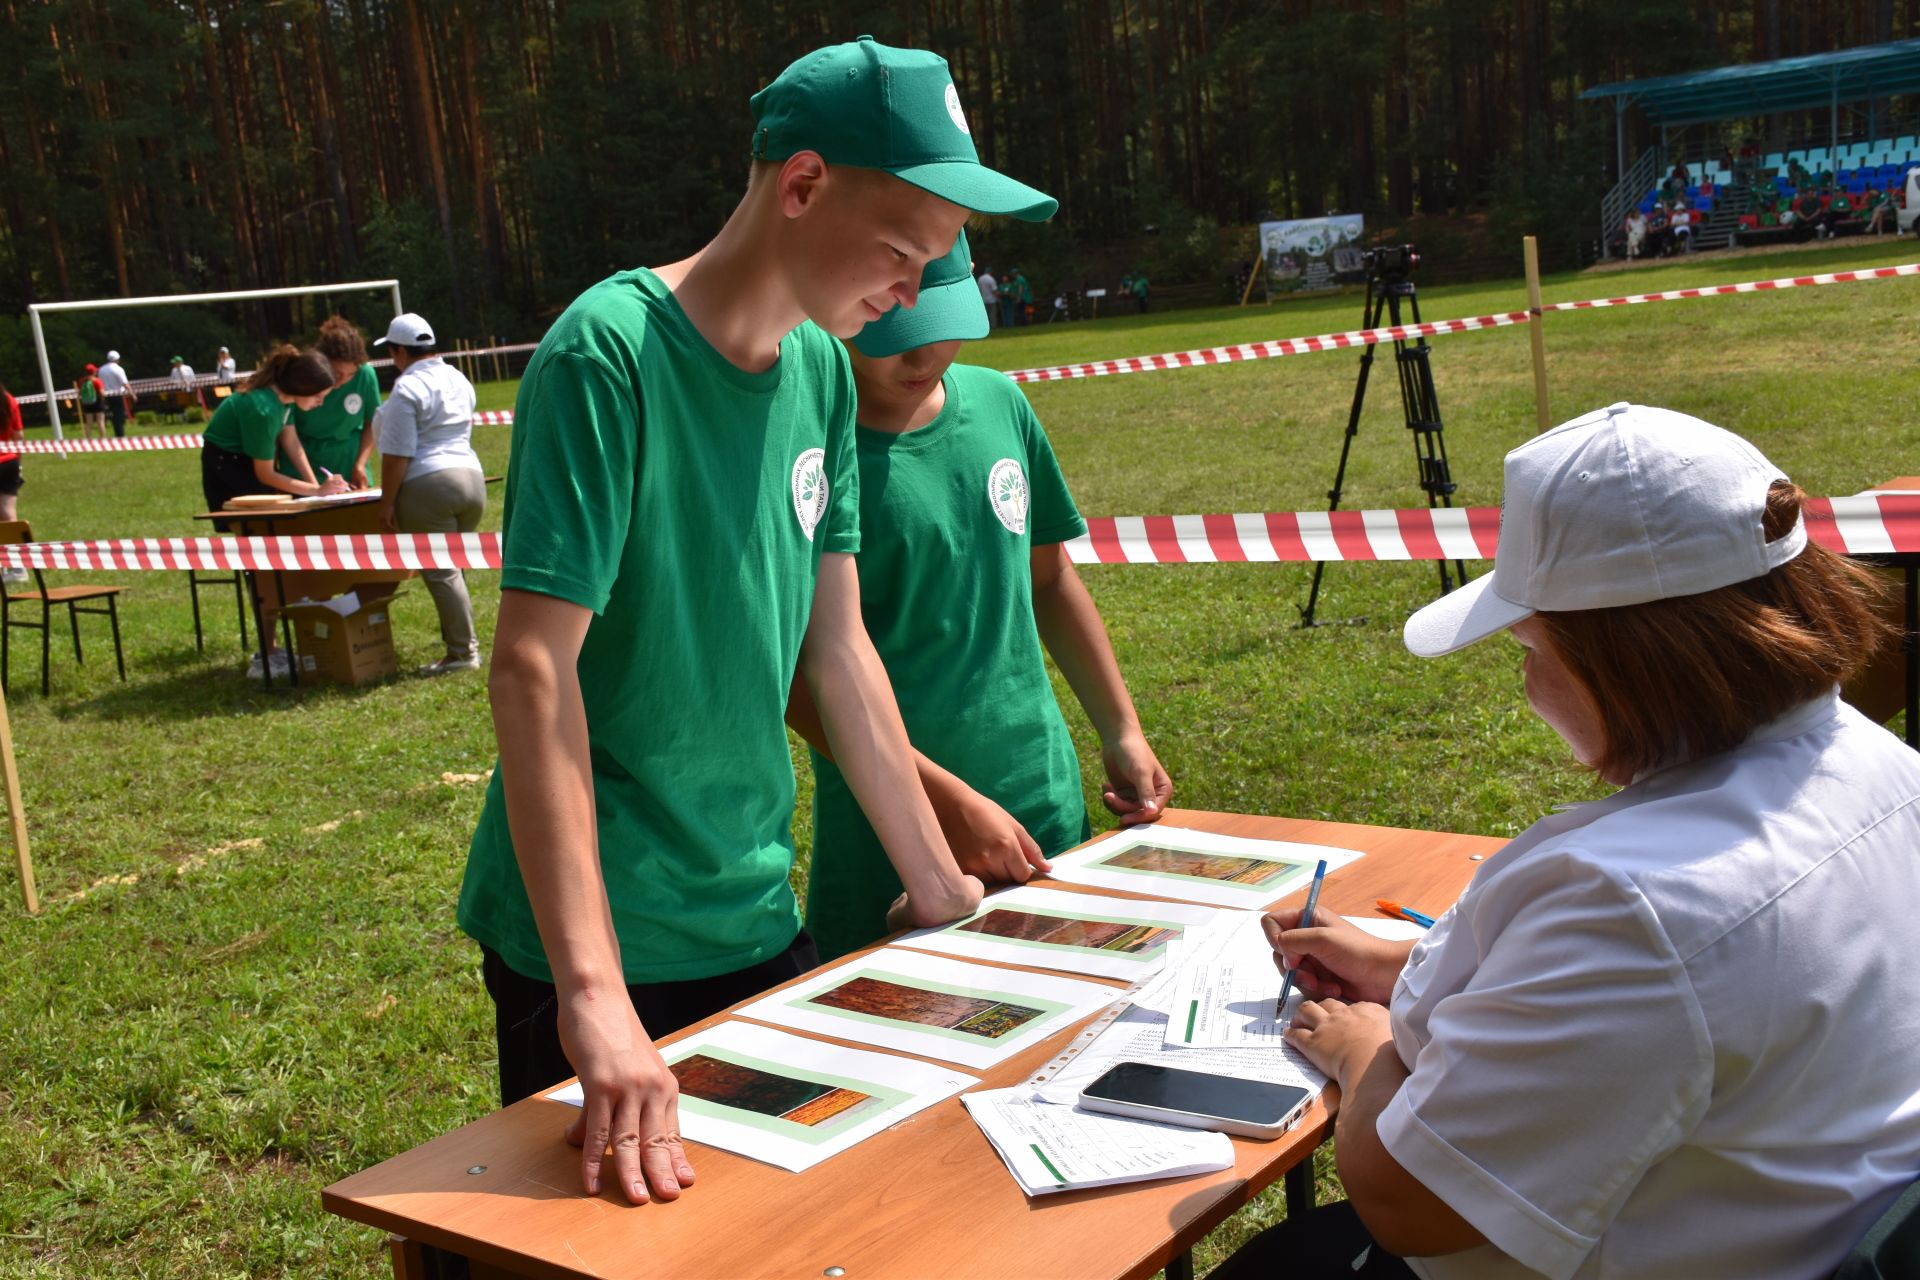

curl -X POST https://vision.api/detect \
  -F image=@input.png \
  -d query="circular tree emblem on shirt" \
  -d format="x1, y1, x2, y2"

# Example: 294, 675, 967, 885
791, 448, 828, 542
343, 393, 364, 415
987, 458, 1028, 535
945, 83, 971, 135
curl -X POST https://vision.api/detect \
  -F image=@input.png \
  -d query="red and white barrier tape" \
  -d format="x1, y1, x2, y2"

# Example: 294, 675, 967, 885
7, 410, 516, 453
999, 260, 1920, 385
1543, 261, 1920, 311
0, 497, 1911, 573
10, 433, 206, 455
0, 532, 501, 573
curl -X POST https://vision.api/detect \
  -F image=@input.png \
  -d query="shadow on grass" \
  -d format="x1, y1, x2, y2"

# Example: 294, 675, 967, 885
41, 644, 406, 724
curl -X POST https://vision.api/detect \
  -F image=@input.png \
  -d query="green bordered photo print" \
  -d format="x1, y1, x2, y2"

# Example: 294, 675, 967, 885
894, 884, 1229, 981
546, 1021, 976, 1173
735, 945, 1122, 1070
1039, 826, 1364, 908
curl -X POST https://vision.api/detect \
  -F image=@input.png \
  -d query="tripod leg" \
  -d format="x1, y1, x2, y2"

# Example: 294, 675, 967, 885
1302, 284, 1386, 628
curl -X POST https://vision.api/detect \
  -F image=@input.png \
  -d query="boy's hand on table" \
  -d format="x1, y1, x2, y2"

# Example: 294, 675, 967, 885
884, 872, 985, 934
927, 777, 1050, 885
558, 988, 695, 1206
1101, 731, 1171, 827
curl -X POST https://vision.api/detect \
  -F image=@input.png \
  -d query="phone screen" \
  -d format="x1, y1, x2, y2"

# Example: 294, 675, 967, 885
1082, 1062, 1311, 1125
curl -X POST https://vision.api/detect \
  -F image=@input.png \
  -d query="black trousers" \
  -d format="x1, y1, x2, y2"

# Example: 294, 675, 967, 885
480, 932, 821, 1108
1206, 1202, 1417, 1280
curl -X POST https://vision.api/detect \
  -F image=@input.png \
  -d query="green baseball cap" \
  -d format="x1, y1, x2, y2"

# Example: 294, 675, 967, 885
750, 37, 1057, 222
853, 230, 988, 357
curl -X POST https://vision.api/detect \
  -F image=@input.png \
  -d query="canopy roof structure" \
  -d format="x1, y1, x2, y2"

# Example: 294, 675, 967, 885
1581, 39, 1920, 127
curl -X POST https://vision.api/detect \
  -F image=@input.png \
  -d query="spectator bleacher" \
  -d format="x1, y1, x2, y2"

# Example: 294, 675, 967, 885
1633, 137, 1920, 250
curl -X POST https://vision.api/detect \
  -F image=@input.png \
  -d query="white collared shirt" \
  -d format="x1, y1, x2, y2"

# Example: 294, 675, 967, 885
97, 361, 129, 393
1382, 693, 1920, 1280
376, 355, 480, 481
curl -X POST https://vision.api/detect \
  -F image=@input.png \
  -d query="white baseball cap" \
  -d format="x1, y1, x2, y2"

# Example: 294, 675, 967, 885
373, 313, 435, 347
105, 350, 120, 361
1404, 403, 1807, 658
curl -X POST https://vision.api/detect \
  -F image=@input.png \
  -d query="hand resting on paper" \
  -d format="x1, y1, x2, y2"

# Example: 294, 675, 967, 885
558, 987, 696, 1205
1263, 907, 1413, 1007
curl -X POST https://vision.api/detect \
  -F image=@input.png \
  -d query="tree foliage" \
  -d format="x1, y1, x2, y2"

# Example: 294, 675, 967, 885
0, 0, 1913, 361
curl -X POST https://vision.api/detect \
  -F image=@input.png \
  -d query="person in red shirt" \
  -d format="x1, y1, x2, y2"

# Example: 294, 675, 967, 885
0, 378, 23, 524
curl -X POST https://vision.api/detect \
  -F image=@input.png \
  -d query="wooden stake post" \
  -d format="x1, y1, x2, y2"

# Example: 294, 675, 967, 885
0, 682, 37, 913
1524, 235, 1551, 432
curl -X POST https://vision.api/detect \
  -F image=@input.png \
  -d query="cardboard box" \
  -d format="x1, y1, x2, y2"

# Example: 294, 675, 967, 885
284, 589, 402, 686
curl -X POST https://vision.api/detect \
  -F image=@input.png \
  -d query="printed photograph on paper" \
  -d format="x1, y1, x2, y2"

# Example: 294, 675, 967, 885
958, 908, 1176, 955
807, 975, 1045, 1040
671, 1053, 874, 1129
1096, 843, 1301, 887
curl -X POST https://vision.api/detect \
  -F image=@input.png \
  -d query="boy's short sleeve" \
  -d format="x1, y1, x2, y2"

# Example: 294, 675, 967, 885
375, 385, 420, 458
497, 350, 638, 614
815, 351, 861, 557
1017, 389, 1086, 546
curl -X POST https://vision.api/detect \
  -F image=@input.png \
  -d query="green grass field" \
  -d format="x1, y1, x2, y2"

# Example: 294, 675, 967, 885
1, 238, 1916, 1276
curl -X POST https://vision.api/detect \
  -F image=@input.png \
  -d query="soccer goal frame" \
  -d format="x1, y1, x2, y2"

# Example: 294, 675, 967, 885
25, 278, 404, 440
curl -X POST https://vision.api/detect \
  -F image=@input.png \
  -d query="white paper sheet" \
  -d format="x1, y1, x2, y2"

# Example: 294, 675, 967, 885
963, 1087, 1233, 1196
544, 1021, 973, 1173
1040, 826, 1364, 908
893, 884, 1228, 980
734, 946, 1123, 1070
1158, 912, 1295, 1048
1029, 1005, 1326, 1106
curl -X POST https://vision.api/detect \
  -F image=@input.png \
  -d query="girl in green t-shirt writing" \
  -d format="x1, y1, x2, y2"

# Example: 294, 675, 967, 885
788, 230, 1173, 960
200, 345, 348, 679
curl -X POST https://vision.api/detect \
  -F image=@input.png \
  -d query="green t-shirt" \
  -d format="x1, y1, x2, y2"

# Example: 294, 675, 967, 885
202, 385, 288, 460
1831, 194, 1853, 215
459, 268, 862, 984
805, 363, 1090, 961
286, 363, 380, 479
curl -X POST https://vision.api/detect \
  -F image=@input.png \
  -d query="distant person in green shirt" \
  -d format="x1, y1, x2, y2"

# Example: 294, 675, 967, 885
790, 230, 1172, 962
198, 345, 347, 679
287, 315, 381, 488
1132, 270, 1151, 312
458, 36, 1057, 1208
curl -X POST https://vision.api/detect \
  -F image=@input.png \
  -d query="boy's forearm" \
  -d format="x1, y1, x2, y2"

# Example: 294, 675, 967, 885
490, 601, 628, 995
355, 423, 376, 471
1032, 553, 1142, 744
801, 624, 974, 922
786, 671, 973, 819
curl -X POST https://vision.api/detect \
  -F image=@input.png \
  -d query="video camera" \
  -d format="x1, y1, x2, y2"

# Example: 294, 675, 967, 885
1362, 244, 1420, 280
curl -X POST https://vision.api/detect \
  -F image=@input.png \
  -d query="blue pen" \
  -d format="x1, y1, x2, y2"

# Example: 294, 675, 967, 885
1276, 858, 1330, 1021
1376, 899, 1437, 929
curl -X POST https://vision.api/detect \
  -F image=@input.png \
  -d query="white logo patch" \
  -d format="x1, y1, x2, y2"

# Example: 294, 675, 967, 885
987, 458, 1028, 534
791, 448, 828, 542
945, 83, 970, 135
343, 393, 364, 415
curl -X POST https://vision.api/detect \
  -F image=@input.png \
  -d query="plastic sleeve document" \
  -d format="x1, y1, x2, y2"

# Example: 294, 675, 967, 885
963, 1087, 1233, 1196
1040, 825, 1364, 908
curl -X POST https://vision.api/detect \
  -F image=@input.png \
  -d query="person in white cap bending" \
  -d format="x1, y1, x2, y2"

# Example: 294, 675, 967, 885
372, 312, 485, 674
1231, 405, 1920, 1280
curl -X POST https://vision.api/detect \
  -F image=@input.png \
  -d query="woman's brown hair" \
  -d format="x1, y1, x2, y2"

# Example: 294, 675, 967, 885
314, 315, 369, 367
243, 345, 335, 398
1534, 482, 1894, 780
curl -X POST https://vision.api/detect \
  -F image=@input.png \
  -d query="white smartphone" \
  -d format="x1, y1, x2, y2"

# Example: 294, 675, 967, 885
1078, 1061, 1314, 1140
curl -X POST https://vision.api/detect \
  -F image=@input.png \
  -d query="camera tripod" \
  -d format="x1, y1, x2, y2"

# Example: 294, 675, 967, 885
1299, 264, 1469, 628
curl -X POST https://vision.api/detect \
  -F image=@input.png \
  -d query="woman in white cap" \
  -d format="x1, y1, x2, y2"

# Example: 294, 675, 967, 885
373, 312, 484, 674
1228, 405, 1920, 1280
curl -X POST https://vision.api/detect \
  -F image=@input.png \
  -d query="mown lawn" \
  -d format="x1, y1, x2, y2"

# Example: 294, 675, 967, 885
1, 237, 1916, 1276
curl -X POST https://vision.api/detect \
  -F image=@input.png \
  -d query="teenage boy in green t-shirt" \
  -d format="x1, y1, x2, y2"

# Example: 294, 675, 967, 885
459, 37, 1057, 1208
787, 231, 1172, 961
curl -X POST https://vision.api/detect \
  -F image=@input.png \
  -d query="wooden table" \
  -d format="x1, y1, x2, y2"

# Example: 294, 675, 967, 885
193, 493, 412, 689
322, 809, 1502, 1280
